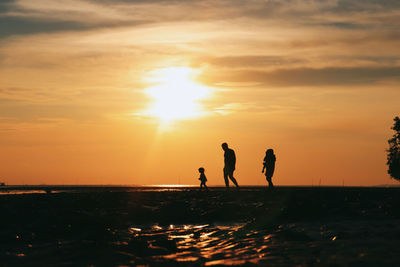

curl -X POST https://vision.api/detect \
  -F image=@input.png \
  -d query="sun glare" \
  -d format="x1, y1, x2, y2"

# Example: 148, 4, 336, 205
142, 67, 212, 124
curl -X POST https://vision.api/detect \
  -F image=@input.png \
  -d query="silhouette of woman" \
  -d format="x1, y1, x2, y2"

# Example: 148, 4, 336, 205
262, 149, 276, 188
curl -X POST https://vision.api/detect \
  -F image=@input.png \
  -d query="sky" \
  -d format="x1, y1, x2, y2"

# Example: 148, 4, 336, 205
0, 0, 399, 186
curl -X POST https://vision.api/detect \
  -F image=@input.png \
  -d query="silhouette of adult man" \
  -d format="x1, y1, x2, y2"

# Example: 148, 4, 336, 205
221, 142, 239, 188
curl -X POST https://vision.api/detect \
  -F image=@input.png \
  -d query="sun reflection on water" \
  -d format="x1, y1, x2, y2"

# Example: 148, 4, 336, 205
125, 223, 271, 265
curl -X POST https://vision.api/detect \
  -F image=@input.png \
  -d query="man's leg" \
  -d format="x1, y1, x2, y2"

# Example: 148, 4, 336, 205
228, 171, 239, 187
266, 176, 274, 188
223, 168, 230, 187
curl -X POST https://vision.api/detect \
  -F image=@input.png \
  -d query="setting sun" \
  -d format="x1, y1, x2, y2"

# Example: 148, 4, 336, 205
142, 67, 212, 123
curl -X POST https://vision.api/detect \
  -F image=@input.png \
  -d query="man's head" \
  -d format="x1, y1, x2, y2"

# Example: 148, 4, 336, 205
221, 142, 228, 151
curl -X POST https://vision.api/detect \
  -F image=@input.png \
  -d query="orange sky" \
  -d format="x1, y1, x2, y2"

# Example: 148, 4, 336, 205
0, 0, 399, 186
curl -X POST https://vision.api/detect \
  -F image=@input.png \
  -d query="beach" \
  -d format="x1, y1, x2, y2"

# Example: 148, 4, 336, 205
1, 186, 400, 266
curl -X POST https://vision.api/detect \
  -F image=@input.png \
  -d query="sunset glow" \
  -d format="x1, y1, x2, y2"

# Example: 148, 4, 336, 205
0, 0, 399, 186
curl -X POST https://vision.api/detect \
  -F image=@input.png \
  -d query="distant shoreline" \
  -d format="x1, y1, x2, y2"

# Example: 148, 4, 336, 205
1, 184, 399, 195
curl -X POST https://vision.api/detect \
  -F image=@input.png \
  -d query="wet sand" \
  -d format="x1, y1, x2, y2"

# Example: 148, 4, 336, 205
0, 186, 400, 266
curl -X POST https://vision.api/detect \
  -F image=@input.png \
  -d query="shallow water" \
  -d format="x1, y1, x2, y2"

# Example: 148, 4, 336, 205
108, 220, 400, 266
1, 187, 400, 266
0, 190, 47, 195
125, 224, 253, 265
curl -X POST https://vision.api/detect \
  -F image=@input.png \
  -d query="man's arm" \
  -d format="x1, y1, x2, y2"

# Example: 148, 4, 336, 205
232, 150, 236, 168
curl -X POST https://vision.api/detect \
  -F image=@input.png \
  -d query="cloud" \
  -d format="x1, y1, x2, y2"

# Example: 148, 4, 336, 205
199, 56, 308, 69
0, 85, 147, 125
1, 0, 399, 39
199, 54, 400, 72
213, 102, 258, 115
10, 0, 126, 21
0, 98, 91, 123
201, 66, 400, 87
0, 0, 154, 38
0, 16, 150, 38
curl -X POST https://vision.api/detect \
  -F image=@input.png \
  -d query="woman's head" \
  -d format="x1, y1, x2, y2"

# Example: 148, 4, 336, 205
266, 149, 274, 156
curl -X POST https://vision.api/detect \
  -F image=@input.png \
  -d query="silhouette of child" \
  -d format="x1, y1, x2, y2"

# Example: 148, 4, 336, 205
198, 167, 208, 190
262, 149, 276, 188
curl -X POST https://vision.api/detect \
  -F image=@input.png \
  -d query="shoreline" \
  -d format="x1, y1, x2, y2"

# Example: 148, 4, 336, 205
1, 184, 399, 194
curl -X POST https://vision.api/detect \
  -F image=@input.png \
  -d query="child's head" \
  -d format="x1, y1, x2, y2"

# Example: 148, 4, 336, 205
198, 167, 205, 173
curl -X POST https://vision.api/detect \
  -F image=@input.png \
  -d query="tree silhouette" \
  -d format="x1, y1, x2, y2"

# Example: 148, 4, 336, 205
387, 116, 400, 181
